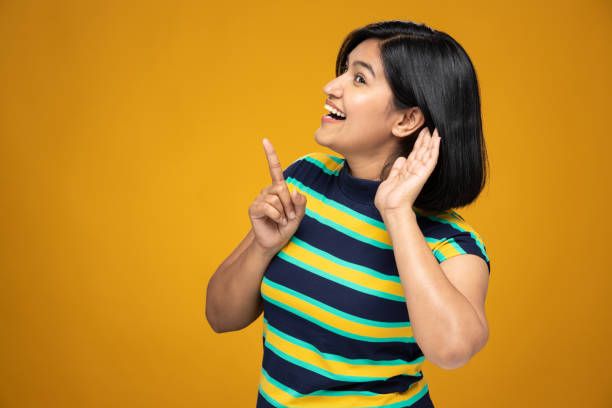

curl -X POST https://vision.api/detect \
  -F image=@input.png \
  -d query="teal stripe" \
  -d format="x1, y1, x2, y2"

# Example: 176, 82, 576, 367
263, 276, 409, 327
432, 237, 489, 267
286, 176, 387, 231
290, 235, 401, 283
325, 153, 345, 164
302, 207, 392, 250
424, 236, 444, 245
426, 236, 468, 263
260, 369, 431, 406
419, 214, 489, 262
260, 290, 416, 344
303, 156, 341, 176
261, 367, 379, 398
299, 205, 392, 250
445, 238, 467, 256
276, 251, 406, 303
265, 340, 390, 382
432, 248, 448, 263
258, 384, 284, 407
263, 317, 424, 367
431, 239, 461, 263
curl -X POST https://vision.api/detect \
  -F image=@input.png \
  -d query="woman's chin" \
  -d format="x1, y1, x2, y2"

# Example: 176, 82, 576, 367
315, 129, 346, 154
315, 137, 343, 157
314, 130, 327, 147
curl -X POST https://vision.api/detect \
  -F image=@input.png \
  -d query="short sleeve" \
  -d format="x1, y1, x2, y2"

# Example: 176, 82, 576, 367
433, 230, 491, 274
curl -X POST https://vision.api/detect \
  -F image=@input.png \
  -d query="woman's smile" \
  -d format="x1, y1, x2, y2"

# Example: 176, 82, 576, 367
321, 114, 345, 123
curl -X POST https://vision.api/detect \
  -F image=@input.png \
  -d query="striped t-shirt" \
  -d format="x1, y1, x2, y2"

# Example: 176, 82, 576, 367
257, 152, 490, 408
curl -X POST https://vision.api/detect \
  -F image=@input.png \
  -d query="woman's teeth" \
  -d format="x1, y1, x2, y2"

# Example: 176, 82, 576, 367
324, 104, 346, 120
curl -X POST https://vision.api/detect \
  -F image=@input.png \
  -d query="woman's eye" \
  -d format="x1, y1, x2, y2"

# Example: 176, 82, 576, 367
354, 74, 366, 84
339, 64, 365, 84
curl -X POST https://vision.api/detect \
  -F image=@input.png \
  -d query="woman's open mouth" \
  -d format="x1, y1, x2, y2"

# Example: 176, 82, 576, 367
322, 103, 346, 123
322, 113, 346, 123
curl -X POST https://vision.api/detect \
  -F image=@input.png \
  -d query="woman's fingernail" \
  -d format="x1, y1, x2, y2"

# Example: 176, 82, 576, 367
289, 211, 296, 219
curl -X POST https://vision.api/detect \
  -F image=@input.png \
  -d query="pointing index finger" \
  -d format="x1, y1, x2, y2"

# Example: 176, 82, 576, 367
262, 138, 285, 184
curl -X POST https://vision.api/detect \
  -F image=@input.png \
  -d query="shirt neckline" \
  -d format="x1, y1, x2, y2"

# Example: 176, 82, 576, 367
337, 159, 382, 205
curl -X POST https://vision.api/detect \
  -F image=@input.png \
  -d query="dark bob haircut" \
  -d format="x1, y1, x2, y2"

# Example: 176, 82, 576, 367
335, 20, 489, 213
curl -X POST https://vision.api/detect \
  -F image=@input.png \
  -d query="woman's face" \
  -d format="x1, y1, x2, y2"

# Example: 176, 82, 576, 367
314, 38, 403, 159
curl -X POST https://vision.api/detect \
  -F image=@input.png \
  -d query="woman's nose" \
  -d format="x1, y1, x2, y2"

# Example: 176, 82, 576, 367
323, 77, 343, 98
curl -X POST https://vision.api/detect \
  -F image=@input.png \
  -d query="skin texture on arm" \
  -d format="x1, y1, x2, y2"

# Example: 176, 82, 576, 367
375, 127, 489, 369
205, 229, 272, 333
381, 210, 489, 369
439, 253, 490, 357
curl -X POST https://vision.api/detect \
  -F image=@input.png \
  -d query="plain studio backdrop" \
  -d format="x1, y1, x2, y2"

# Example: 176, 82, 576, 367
0, 0, 610, 407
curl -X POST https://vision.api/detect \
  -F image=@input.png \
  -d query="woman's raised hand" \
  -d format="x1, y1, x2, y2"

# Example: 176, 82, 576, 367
248, 138, 307, 255
374, 127, 441, 217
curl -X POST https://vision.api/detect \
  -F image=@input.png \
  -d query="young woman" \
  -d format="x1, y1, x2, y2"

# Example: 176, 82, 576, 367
206, 20, 491, 408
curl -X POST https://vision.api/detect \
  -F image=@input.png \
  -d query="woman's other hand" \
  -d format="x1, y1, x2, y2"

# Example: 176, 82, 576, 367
248, 138, 307, 256
374, 127, 441, 216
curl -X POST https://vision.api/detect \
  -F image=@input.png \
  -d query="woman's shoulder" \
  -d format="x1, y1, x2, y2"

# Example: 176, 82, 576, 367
414, 208, 490, 272
292, 152, 344, 167
414, 208, 483, 241
283, 152, 345, 179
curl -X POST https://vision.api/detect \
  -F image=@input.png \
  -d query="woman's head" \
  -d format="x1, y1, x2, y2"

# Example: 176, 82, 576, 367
314, 20, 489, 212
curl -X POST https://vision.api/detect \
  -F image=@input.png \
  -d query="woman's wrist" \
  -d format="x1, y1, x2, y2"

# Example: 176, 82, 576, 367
380, 206, 417, 225
380, 207, 418, 244
248, 239, 280, 262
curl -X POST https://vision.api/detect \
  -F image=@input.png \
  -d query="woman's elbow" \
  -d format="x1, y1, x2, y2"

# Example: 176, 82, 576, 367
429, 334, 488, 370
205, 303, 222, 333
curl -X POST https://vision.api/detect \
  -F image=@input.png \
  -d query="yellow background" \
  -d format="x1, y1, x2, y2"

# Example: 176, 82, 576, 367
1, 0, 610, 406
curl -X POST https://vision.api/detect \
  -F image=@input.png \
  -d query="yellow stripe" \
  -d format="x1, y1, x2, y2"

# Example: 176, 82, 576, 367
435, 242, 463, 259
260, 280, 414, 340
285, 182, 392, 247
282, 239, 405, 298
259, 368, 429, 408
263, 321, 423, 379
289, 154, 461, 253
426, 214, 485, 256
306, 152, 344, 172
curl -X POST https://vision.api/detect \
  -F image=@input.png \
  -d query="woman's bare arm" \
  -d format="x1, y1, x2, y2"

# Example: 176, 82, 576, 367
205, 228, 278, 333
206, 139, 307, 333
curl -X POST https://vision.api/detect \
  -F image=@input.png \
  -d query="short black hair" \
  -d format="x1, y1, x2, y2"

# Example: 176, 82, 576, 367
335, 20, 489, 213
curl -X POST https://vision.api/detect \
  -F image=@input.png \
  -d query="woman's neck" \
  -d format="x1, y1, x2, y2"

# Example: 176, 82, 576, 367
343, 155, 386, 181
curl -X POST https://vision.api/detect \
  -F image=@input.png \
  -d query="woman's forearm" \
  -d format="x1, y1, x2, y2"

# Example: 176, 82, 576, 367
381, 209, 486, 369
206, 240, 276, 333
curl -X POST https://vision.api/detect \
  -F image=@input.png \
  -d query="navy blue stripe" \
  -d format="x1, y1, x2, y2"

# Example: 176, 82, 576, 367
268, 152, 489, 408
256, 389, 276, 408
282, 156, 309, 180
453, 236, 489, 262
415, 216, 462, 240
284, 156, 474, 248
262, 301, 424, 363
291, 159, 384, 220
405, 390, 435, 408
262, 344, 423, 395
443, 236, 491, 273
293, 215, 399, 277
265, 255, 410, 322
257, 388, 434, 408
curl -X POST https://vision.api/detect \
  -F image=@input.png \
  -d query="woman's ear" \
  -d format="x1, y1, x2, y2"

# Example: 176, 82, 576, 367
391, 106, 425, 138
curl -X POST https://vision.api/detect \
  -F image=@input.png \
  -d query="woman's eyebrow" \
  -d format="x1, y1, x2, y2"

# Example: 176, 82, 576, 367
350, 60, 376, 79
